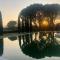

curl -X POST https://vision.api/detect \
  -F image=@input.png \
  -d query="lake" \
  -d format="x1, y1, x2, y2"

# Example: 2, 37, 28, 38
0, 32, 60, 60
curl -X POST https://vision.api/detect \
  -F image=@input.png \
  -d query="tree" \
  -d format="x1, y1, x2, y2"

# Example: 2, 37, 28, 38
18, 4, 43, 32
0, 11, 3, 34
7, 21, 17, 31
44, 4, 60, 31
18, 4, 60, 32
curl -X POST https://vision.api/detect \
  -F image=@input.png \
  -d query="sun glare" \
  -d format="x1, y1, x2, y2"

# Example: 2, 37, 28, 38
42, 20, 48, 26
54, 19, 60, 25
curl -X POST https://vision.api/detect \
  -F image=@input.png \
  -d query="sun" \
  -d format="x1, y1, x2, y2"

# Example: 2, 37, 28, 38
42, 20, 49, 27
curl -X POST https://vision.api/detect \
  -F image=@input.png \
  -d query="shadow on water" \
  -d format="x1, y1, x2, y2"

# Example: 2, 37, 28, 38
18, 32, 60, 59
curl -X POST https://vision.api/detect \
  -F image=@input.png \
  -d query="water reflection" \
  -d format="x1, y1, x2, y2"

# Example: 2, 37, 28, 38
0, 38, 3, 56
18, 32, 60, 59
8, 36, 17, 41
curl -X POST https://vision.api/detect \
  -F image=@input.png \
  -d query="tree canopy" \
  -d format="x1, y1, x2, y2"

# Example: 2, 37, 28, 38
18, 4, 60, 31
19, 4, 60, 18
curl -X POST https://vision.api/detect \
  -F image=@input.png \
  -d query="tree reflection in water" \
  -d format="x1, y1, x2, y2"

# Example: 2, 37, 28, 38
18, 32, 60, 59
8, 36, 17, 41
0, 38, 3, 56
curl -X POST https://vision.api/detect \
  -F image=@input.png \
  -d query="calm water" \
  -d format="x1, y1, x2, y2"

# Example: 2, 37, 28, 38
0, 32, 60, 60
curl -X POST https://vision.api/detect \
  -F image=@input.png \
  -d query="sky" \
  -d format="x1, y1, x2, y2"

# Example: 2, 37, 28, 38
0, 0, 60, 27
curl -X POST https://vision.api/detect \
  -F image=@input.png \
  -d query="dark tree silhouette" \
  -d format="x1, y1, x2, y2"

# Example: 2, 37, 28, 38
0, 11, 3, 34
0, 11, 3, 56
18, 4, 60, 32
18, 4, 43, 32
55, 23, 60, 31
7, 21, 17, 32
44, 4, 60, 31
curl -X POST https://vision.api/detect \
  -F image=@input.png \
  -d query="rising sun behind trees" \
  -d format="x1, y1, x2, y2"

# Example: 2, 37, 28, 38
18, 4, 60, 32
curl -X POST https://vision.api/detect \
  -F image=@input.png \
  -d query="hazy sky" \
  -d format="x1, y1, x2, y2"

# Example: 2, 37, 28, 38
0, 0, 60, 27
